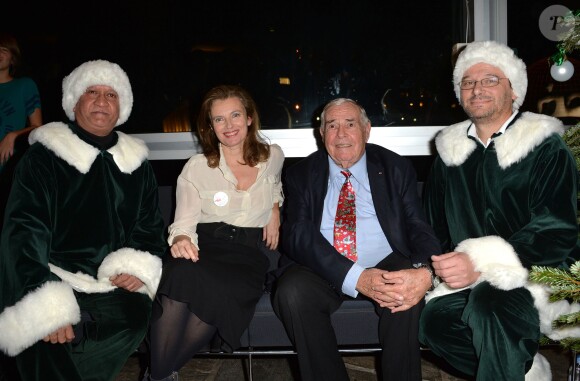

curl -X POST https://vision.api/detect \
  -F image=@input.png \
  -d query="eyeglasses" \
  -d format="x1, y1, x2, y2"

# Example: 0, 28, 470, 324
459, 76, 508, 90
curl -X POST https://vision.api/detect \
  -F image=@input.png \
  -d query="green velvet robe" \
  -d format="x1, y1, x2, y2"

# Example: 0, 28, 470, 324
424, 111, 580, 342
420, 112, 580, 380
425, 112, 578, 270
0, 122, 166, 357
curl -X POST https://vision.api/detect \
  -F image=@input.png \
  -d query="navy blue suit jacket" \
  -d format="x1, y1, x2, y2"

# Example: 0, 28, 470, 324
281, 143, 441, 291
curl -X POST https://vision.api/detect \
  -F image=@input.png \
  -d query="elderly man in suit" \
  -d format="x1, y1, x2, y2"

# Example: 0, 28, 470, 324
272, 98, 441, 381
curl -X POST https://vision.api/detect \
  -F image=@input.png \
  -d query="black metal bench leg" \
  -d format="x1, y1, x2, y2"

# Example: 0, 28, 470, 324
248, 352, 253, 381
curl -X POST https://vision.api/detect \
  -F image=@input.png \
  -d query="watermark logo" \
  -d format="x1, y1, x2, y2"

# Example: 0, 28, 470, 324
539, 4, 573, 41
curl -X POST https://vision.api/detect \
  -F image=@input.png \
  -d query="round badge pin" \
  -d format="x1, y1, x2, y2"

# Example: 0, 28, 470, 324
213, 191, 229, 207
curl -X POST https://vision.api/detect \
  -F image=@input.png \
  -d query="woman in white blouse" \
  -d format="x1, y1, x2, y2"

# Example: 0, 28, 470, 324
146, 85, 284, 381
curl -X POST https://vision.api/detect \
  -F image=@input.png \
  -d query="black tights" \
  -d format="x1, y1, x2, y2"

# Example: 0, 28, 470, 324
149, 295, 217, 379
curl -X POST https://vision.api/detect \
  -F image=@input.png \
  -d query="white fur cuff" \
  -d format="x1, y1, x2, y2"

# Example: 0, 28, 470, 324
526, 353, 551, 381
0, 281, 80, 356
457, 236, 528, 290
98, 247, 162, 299
426, 236, 528, 302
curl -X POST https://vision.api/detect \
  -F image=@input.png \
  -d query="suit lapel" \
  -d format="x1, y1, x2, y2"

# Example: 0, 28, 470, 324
367, 152, 395, 239
312, 152, 330, 228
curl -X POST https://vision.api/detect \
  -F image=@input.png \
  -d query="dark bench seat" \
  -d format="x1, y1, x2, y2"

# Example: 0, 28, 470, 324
157, 184, 393, 381
244, 294, 380, 349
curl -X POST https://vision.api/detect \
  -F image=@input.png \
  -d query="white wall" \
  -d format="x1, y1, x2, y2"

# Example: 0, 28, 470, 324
131, 126, 445, 160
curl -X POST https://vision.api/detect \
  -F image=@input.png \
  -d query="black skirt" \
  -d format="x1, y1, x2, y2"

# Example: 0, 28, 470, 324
155, 222, 270, 352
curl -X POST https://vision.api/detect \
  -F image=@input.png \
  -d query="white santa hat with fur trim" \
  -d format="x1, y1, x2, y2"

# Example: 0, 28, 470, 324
453, 40, 528, 110
61, 60, 133, 126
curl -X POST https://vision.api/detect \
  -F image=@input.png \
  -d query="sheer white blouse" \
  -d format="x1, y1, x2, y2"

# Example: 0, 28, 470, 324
167, 144, 284, 247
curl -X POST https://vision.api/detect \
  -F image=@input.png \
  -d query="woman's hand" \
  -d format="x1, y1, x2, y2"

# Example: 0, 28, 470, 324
263, 204, 280, 250
171, 235, 200, 262
0, 132, 17, 164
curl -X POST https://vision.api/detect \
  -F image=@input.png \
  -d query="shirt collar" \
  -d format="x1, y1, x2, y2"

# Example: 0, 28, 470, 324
327, 152, 367, 184
467, 111, 518, 147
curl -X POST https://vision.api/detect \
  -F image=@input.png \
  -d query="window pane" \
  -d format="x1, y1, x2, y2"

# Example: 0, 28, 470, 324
7, 1, 468, 133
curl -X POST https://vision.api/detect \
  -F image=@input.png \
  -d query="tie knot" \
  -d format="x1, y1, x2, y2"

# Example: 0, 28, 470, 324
341, 170, 351, 179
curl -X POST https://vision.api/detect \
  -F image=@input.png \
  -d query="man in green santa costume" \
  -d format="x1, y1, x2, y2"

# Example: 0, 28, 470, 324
0, 60, 166, 380
419, 41, 580, 380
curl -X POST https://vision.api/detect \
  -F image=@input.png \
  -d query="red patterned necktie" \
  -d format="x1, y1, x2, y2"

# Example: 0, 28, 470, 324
334, 170, 357, 261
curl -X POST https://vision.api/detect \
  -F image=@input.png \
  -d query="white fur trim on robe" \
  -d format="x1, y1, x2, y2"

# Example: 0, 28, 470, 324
426, 235, 580, 343
435, 112, 564, 169
0, 281, 80, 356
29, 122, 148, 174
527, 283, 580, 341
50, 247, 162, 299
494, 113, 563, 169
526, 353, 551, 381
425, 236, 528, 301
29, 122, 99, 174
107, 132, 148, 174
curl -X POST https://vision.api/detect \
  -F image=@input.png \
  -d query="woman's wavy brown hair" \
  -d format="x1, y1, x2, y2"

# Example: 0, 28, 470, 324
197, 85, 270, 168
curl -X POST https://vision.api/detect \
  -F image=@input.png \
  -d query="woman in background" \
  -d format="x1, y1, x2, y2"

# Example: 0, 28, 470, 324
146, 85, 284, 381
0, 33, 42, 231
0, 33, 42, 170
